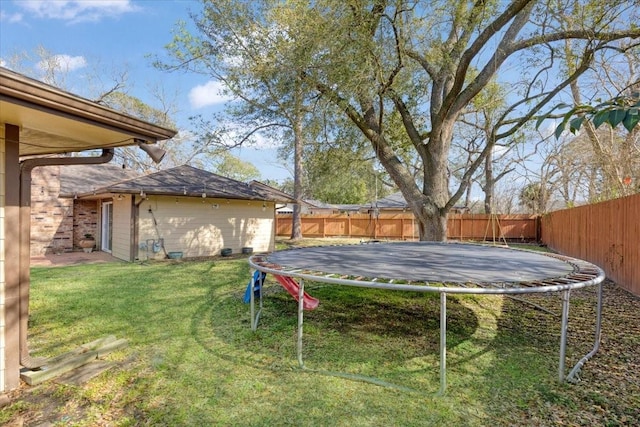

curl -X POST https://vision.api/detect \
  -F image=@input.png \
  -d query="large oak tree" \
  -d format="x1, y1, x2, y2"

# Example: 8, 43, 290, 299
172, 0, 640, 240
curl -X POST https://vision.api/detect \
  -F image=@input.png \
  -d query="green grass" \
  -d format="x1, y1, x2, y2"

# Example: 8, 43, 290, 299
3, 241, 639, 426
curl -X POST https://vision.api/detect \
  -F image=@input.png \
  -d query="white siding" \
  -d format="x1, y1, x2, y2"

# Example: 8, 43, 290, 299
111, 196, 132, 261
0, 129, 5, 391
136, 196, 275, 260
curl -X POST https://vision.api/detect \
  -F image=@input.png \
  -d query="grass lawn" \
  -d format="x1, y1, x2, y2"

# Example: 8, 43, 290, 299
3, 239, 639, 426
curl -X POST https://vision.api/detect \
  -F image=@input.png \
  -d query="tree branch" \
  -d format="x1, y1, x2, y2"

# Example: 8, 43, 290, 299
447, 0, 534, 113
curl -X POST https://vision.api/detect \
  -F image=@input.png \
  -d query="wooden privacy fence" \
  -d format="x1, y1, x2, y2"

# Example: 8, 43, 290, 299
276, 213, 539, 241
540, 193, 640, 296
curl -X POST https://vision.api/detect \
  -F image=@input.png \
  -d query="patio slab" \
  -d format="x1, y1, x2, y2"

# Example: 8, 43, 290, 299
30, 251, 121, 267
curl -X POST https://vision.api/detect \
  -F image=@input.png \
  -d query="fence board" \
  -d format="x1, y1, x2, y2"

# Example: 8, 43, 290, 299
541, 193, 640, 296
276, 213, 538, 241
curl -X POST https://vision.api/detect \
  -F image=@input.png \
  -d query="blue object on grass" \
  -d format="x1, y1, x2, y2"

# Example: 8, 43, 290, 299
243, 270, 267, 303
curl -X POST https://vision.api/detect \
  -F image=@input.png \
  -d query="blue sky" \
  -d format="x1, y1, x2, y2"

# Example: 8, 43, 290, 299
0, 0, 291, 182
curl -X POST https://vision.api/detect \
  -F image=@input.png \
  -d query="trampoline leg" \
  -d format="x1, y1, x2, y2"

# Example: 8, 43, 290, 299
250, 272, 257, 331
250, 272, 263, 331
558, 289, 571, 382
567, 281, 603, 382
297, 279, 305, 369
439, 292, 447, 395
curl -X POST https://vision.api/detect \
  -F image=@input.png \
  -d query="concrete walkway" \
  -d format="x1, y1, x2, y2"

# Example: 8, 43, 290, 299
30, 251, 121, 267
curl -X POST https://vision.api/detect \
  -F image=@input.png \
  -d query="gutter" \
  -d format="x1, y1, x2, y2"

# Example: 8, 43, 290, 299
18, 149, 114, 369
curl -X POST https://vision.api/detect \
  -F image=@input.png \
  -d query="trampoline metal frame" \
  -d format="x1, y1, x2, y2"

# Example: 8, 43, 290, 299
248, 246, 605, 394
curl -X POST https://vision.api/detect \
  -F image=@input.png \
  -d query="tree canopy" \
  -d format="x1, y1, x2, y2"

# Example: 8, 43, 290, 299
168, 0, 640, 239
211, 151, 261, 182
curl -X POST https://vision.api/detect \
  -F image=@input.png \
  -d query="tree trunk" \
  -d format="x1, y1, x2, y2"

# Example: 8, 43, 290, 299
290, 116, 303, 240
413, 205, 448, 241
386, 162, 450, 241
484, 147, 494, 213
427, 121, 454, 240
464, 180, 473, 209
411, 128, 451, 241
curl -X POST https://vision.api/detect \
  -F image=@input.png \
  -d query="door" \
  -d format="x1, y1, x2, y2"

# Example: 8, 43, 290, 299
101, 201, 113, 253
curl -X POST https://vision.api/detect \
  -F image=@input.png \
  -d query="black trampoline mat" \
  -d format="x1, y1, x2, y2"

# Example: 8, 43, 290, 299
265, 242, 575, 284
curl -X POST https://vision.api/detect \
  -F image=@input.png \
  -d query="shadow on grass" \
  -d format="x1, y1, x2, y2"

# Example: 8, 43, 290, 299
25, 260, 487, 425
190, 275, 480, 394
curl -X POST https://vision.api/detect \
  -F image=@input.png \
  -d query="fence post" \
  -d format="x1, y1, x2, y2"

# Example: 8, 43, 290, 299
374, 215, 378, 239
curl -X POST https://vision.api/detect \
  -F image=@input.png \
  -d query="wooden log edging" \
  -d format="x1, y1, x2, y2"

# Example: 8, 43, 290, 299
20, 335, 128, 386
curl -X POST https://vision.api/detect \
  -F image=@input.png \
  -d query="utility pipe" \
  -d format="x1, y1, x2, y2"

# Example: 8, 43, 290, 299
19, 149, 114, 368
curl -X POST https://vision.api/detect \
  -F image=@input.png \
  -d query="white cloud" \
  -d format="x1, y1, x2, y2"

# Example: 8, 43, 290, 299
188, 80, 233, 109
36, 54, 87, 72
0, 10, 24, 23
539, 121, 560, 139
219, 121, 282, 150
241, 130, 280, 150
17, 0, 138, 23
0, 59, 6, 68
492, 144, 510, 159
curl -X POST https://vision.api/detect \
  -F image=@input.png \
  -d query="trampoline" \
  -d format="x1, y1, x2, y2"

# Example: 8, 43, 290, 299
247, 242, 605, 393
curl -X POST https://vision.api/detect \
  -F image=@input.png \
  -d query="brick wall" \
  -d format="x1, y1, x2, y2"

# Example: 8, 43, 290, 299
30, 166, 99, 255
30, 166, 75, 255
73, 200, 99, 249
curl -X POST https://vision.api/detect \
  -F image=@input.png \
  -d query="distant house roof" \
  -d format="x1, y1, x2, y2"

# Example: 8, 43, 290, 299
297, 199, 361, 212
372, 192, 470, 212
304, 199, 340, 209
374, 192, 408, 209
83, 164, 280, 201
59, 163, 140, 197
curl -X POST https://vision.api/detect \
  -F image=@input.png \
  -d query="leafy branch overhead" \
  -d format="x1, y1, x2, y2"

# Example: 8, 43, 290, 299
538, 92, 640, 139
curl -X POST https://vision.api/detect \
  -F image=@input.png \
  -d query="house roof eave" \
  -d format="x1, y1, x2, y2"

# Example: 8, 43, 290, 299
1, 66, 177, 157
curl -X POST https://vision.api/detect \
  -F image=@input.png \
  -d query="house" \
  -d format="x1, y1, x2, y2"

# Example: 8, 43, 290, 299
31, 164, 292, 261
70, 164, 293, 261
0, 66, 176, 393
30, 163, 140, 255
275, 198, 335, 215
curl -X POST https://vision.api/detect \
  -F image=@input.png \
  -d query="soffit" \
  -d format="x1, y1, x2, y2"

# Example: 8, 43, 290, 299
0, 67, 176, 156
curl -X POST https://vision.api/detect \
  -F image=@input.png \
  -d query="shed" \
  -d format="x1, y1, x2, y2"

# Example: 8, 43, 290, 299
76, 165, 293, 261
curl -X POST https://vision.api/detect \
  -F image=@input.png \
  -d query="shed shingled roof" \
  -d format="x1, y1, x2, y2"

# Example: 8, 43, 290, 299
87, 164, 274, 201
59, 163, 140, 197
